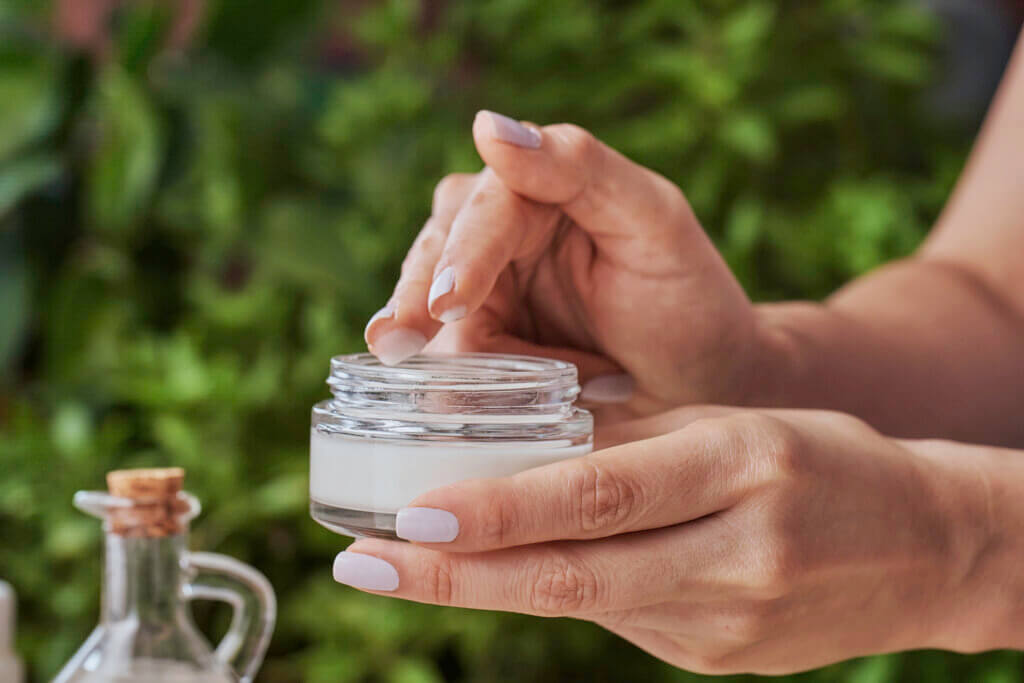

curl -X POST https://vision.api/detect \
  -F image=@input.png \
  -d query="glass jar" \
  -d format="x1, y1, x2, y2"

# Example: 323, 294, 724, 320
310, 353, 593, 539
55, 469, 276, 683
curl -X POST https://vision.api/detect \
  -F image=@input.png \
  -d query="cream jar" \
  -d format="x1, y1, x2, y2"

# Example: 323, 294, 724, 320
310, 353, 593, 539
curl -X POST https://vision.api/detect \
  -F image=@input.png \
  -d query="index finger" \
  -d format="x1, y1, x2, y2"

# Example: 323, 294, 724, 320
420, 112, 717, 325
394, 413, 762, 550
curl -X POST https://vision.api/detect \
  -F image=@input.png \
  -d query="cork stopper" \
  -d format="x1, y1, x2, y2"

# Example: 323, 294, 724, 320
106, 468, 190, 537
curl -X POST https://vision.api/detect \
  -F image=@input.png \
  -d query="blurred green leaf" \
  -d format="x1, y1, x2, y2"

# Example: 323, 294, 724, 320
85, 67, 163, 233
718, 111, 776, 162
0, 53, 60, 163
0, 153, 62, 219
845, 654, 901, 683
720, 2, 776, 51
0, 230, 30, 370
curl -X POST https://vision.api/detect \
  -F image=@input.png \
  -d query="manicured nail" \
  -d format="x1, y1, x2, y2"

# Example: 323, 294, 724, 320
371, 328, 427, 366
364, 302, 396, 337
581, 374, 635, 403
333, 552, 399, 591
439, 305, 466, 324
428, 266, 456, 310
396, 507, 460, 543
481, 110, 541, 149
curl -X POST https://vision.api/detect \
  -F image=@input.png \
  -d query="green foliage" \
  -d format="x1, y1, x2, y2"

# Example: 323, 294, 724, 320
0, 0, 1014, 681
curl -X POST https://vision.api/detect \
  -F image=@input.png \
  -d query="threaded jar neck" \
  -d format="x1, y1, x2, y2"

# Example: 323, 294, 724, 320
325, 353, 582, 422
314, 352, 592, 444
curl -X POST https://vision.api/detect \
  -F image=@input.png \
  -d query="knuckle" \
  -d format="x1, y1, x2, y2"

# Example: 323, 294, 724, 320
399, 227, 446, 278
477, 489, 516, 549
568, 460, 639, 534
730, 413, 807, 481
423, 558, 455, 606
722, 601, 776, 643
556, 124, 596, 167
817, 409, 870, 433
464, 181, 507, 212
524, 552, 600, 616
432, 173, 473, 212
649, 170, 691, 218
746, 536, 800, 598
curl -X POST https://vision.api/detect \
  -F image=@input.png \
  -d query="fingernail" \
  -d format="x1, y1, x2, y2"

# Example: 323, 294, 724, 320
581, 374, 635, 403
428, 266, 456, 309
364, 302, 396, 336
439, 305, 466, 324
481, 110, 541, 149
333, 552, 399, 591
371, 328, 427, 366
396, 507, 460, 543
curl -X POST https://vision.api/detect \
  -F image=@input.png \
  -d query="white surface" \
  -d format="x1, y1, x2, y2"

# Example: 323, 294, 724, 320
0, 580, 22, 683
310, 429, 591, 512
0, 659, 23, 683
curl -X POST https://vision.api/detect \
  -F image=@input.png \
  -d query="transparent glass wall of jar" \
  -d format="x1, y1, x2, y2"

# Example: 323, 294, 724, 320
310, 353, 593, 539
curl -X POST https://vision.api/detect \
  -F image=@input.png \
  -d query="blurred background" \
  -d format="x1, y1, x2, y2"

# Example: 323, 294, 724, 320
1, 0, 1022, 681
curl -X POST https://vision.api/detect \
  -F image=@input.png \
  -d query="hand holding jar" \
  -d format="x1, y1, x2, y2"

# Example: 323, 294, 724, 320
343, 40, 1024, 675
332, 407, 1024, 674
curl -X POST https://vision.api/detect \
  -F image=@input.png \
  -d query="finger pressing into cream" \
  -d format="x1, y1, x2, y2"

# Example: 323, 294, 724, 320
366, 172, 478, 364
425, 168, 561, 324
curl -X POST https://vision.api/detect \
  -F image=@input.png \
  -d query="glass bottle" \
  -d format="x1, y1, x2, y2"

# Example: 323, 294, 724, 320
0, 579, 23, 683
310, 352, 593, 538
55, 469, 276, 683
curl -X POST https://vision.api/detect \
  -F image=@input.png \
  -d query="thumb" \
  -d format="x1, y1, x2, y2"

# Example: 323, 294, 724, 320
472, 110, 702, 260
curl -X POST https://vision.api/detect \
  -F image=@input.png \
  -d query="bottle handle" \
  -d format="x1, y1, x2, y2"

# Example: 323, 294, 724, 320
182, 552, 276, 683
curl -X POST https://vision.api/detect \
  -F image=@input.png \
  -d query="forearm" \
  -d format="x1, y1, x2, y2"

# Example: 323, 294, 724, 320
909, 437, 1024, 652
750, 257, 1024, 446
744, 30, 1024, 446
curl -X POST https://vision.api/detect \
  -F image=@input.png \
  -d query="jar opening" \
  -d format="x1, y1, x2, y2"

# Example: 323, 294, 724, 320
325, 352, 581, 417
315, 352, 592, 438
328, 352, 579, 392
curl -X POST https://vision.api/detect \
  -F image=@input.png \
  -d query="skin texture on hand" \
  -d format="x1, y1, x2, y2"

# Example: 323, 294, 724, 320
365, 111, 759, 422
331, 406, 1024, 674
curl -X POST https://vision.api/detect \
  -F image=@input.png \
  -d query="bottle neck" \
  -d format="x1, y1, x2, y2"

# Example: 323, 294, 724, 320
102, 531, 188, 623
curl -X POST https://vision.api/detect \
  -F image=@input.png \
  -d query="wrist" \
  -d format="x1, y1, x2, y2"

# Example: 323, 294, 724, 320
904, 439, 1024, 652
741, 301, 825, 409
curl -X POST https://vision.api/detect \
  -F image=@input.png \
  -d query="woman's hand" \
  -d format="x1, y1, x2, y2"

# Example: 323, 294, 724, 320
365, 111, 761, 421
330, 407, 1013, 674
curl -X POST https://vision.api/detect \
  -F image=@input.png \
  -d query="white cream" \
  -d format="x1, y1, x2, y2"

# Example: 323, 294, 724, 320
310, 429, 591, 512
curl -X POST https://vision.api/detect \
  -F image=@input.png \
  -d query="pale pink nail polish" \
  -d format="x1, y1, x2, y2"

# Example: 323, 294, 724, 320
371, 328, 427, 366
481, 110, 542, 149
333, 552, 399, 591
428, 266, 456, 309
396, 507, 460, 543
439, 305, 466, 324
581, 374, 635, 403
364, 302, 396, 336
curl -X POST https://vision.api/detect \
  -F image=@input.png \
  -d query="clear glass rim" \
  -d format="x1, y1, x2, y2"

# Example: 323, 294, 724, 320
327, 352, 579, 393
317, 352, 591, 438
